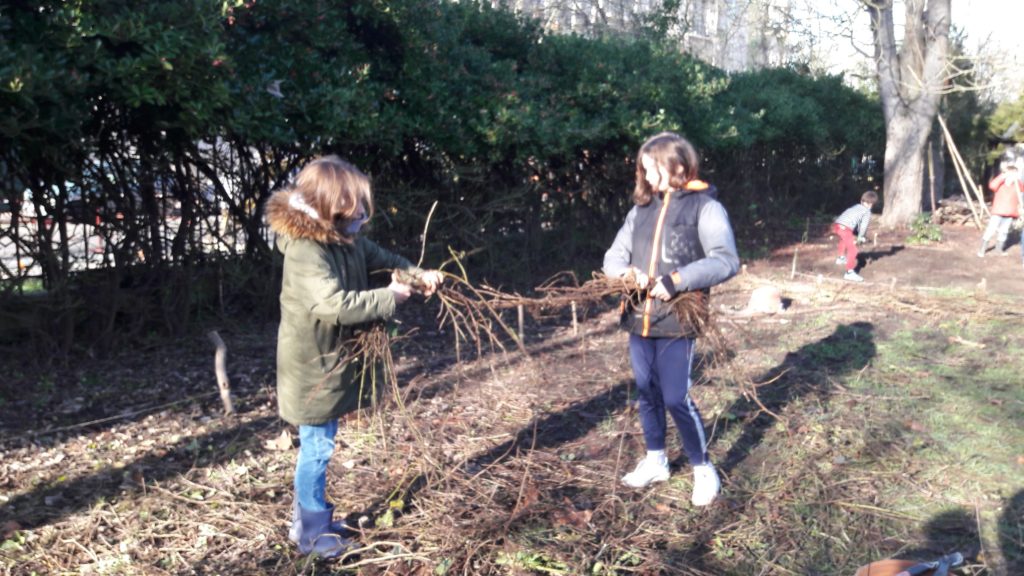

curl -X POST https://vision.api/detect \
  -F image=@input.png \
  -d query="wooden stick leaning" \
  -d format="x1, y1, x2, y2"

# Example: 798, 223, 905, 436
938, 115, 987, 228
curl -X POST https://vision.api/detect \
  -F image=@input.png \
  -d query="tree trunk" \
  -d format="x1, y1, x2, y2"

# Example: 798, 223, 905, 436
868, 0, 951, 228
880, 113, 931, 227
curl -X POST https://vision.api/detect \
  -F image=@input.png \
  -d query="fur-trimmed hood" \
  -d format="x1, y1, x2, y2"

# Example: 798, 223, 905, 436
265, 188, 344, 245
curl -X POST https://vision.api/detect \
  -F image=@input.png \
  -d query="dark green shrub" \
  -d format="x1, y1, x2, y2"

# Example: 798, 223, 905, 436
906, 214, 943, 244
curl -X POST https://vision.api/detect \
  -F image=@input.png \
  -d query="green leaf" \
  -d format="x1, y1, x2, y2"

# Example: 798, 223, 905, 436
434, 558, 452, 575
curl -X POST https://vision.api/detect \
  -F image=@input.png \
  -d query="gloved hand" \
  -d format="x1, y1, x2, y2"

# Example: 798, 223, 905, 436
856, 236, 866, 245
650, 275, 678, 302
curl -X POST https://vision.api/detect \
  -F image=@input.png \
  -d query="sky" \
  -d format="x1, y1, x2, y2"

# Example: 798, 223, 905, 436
956, 0, 1024, 50
809, 0, 1024, 101
956, 0, 1024, 99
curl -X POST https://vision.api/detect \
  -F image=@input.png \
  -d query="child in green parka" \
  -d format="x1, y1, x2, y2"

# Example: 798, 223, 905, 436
265, 156, 442, 558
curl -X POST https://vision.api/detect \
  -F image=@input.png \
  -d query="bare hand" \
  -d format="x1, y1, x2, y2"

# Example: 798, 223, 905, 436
629, 268, 651, 291
389, 273, 413, 304
418, 270, 443, 296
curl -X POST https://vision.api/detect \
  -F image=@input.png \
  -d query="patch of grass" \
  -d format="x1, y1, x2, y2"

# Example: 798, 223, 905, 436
919, 285, 974, 299
844, 316, 1024, 566
495, 549, 569, 573
698, 306, 1023, 573
596, 411, 620, 436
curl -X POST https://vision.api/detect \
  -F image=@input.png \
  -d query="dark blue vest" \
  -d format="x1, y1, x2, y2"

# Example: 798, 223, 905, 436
621, 190, 711, 338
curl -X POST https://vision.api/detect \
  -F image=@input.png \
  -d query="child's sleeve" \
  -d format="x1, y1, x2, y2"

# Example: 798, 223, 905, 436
857, 209, 871, 239
602, 207, 636, 277
669, 201, 740, 292
287, 241, 396, 327
361, 237, 416, 273
989, 173, 1006, 193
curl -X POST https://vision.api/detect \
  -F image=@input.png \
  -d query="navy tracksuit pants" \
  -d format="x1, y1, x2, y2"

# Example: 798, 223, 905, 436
628, 334, 708, 466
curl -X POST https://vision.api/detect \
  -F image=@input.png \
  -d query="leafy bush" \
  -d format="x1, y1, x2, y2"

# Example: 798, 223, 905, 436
711, 68, 884, 220
906, 214, 943, 244
1, 0, 887, 356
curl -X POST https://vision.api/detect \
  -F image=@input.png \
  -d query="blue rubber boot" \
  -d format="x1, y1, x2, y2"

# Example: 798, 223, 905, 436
296, 504, 356, 558
289, 502, 354, 544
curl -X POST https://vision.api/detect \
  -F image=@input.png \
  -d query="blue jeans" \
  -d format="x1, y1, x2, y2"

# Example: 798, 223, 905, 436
628, 334, 708, 466
294, 420, 338, 512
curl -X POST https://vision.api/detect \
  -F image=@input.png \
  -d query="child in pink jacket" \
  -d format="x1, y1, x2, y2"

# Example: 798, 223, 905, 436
978, 164, 1023, 257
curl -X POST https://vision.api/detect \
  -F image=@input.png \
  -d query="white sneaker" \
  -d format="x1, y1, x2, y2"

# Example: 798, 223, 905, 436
843, 270, 864, 282
691, 463, 720, 506
835, 256, 847, 266
621, 455, 669, 488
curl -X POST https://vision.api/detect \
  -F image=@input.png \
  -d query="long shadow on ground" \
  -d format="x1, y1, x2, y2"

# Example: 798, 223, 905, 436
858, 244, 905, 272
0, 413, 279, 531
353, 378, 631, 528
674, 321, 877, 573
1001, 489, 1024, 574
717, 321, 875, 475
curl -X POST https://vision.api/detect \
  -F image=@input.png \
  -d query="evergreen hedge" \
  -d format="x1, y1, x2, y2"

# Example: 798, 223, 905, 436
0, 0, 883, 355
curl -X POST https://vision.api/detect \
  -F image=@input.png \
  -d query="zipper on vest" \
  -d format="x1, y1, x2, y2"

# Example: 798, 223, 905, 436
642, 191, 673, 337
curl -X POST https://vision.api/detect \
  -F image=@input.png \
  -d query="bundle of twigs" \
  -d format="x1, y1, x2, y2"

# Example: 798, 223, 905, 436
478, 271, 639, 314
386, 263, 726, 376
348, 323, 396, 407
395, 251, 527, 360
306, 324, 399, 422
483, 271, 723, 351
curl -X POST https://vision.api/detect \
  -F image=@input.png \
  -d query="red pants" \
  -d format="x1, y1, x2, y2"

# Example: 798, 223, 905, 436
833, 223, 857, 271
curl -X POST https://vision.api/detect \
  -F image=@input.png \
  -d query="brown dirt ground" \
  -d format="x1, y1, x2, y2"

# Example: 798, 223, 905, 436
0, 223, 1020, 575
747, 223, 1024, 298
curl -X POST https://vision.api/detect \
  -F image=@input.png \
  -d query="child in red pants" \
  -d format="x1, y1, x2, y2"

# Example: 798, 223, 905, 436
832, 191, 878, 282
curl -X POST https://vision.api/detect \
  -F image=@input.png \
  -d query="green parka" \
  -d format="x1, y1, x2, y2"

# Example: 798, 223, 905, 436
266, 189, 420, 425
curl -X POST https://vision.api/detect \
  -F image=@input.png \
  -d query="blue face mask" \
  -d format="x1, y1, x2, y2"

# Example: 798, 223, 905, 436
343, 213, 368, 235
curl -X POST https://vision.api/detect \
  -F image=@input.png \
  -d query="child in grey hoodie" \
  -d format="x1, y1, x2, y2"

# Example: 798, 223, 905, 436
603, 132, 739, 506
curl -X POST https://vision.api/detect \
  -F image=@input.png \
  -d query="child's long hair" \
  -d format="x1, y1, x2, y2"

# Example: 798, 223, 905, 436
633, 132, 700, 206
293, 155, 375, 242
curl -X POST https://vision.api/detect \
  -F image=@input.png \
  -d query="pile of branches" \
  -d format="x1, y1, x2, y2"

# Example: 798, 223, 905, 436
932, 195, 979, 226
